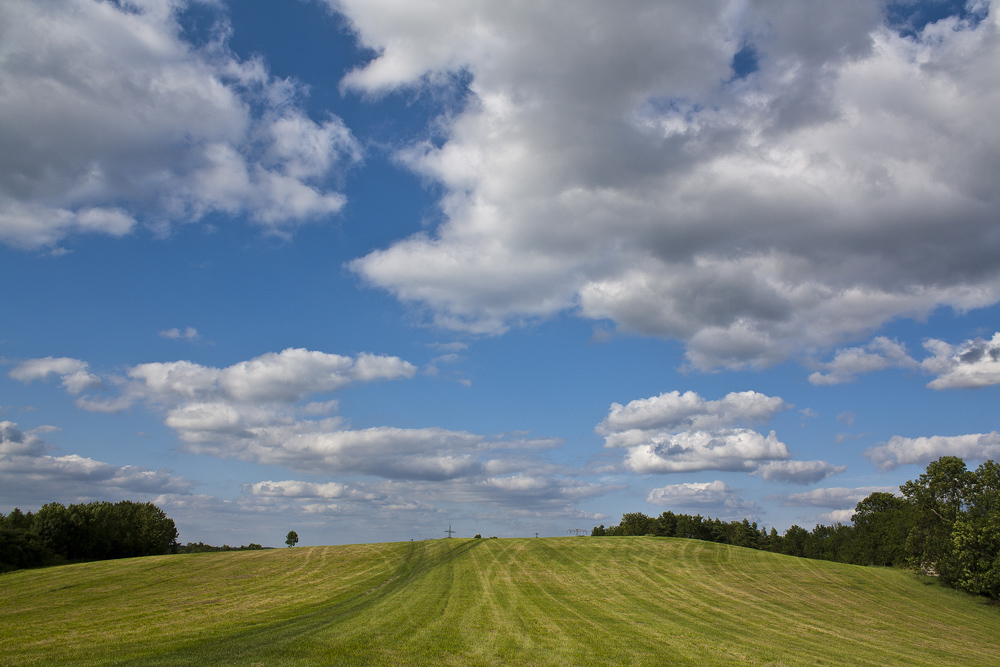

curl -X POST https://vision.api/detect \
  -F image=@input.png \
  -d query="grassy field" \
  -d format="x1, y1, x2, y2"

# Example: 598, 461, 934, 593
1, 537, 999, 666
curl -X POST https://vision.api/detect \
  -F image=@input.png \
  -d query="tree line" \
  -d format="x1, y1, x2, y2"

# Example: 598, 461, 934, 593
592, 457, 1000, 600
0, 500, 178, 572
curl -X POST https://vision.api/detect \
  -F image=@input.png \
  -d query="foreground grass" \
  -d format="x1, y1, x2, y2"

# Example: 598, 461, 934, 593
2, 537, 999, 666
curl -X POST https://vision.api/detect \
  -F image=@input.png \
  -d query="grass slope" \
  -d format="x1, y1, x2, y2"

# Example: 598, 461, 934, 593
2, 537, 999, 666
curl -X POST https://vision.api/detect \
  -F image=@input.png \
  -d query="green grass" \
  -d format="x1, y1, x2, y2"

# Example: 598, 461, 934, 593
2, 537, 999, 665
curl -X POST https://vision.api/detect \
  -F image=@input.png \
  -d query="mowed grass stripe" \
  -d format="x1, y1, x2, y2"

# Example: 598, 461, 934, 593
2, 537, 999, 666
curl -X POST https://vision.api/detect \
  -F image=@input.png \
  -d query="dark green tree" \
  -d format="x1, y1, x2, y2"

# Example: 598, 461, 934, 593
951, 460, 1000, 598
901, 456, 973, 581
285, 530, 299, 547
852, 492, 913, 566
782, 525, 809, 557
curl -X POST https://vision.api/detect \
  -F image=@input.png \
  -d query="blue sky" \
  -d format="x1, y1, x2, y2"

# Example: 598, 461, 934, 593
1, 0, 998, 547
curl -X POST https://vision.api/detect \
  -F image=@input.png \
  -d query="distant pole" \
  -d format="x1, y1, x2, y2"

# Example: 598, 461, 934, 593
445, 524, 455, 538
535, 532, 539, 538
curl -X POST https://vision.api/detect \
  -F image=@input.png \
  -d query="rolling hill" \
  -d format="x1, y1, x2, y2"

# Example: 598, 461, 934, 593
2, 537, 998, 666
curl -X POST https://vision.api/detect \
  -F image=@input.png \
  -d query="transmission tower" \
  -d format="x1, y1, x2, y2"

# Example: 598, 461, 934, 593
567, 528, 588, 536
445, 524, 455, 538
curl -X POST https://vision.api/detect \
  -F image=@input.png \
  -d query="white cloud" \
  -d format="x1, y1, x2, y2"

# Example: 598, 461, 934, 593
8, 357, 103, 394
837, 411, 857, 427
114, 348, 416, 407
780, 486, 897, 509
0, 420, 191, 505
0, 421, 48, 457
246, 480, 360, 500
597, 390, 789, 434
818, 509, 856, 524
809, 331, 1000, 387
183, 422, 487, 481
808, 337, 917, 385
338, 0, 1000, 368
0, 0, 359, 249
619, 428, 790, 474
750, 460, 846, 485
922, 332, 1000, 389
647, 480, 758, 518
160, 326, 200, 341
598, 389, 805, 474
865, 432, 1000, 470
9, 349, 584, 491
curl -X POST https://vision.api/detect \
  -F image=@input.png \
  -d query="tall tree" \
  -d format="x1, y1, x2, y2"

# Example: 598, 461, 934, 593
852, 492, 913, 567
901, 456, 974, 582
951, 460, 1000, 598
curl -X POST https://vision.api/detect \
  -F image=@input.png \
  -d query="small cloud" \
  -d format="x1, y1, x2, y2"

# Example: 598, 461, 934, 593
9, 357, 103, 394
750, 460, 846, 485
647, 480, 759, 520
458, 378, 472, 388
432, 353, 461, 365
427, 342, 468, 353
779, 486, 897, 509
818, 509, 855, 523
836, 411, 856, 427
808, 337, 917, 385
591, 326, 613, 343
159, 326, 200, 341
922, 332, 1000, 389
799, 408, 818, 418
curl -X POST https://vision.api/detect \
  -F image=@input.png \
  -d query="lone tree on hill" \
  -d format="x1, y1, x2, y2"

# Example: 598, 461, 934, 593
285, 530, 298, 547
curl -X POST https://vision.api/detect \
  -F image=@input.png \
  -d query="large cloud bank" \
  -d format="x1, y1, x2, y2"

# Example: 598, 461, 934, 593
0, 0, 359, 249
9, 349, 600, 517
341, 0, 1000, 368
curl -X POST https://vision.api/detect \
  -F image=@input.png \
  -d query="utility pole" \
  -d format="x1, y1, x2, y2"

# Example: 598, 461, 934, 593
445, 524, 455, 538
535, 532, 539, 538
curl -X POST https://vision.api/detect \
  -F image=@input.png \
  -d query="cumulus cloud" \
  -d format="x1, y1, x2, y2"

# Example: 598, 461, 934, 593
647, 480, 759, 518
865, 432, 1000, 470
116, 348, 415, 408
597, 390, 789, 434
0, 0, 359, 249
0, 420, 191, 505
338, 0, 1000, 368
750, 460, 847, 484
8, 357, 103, 394
619, 428, 791, 474
246, 479, 372, 501
922, 332, 1000, 389
809, 331, 1000, 387
598, 389, 838, 477
183, 422, 487, 481
779, 486, 897, 509
808, 337, 917, 385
